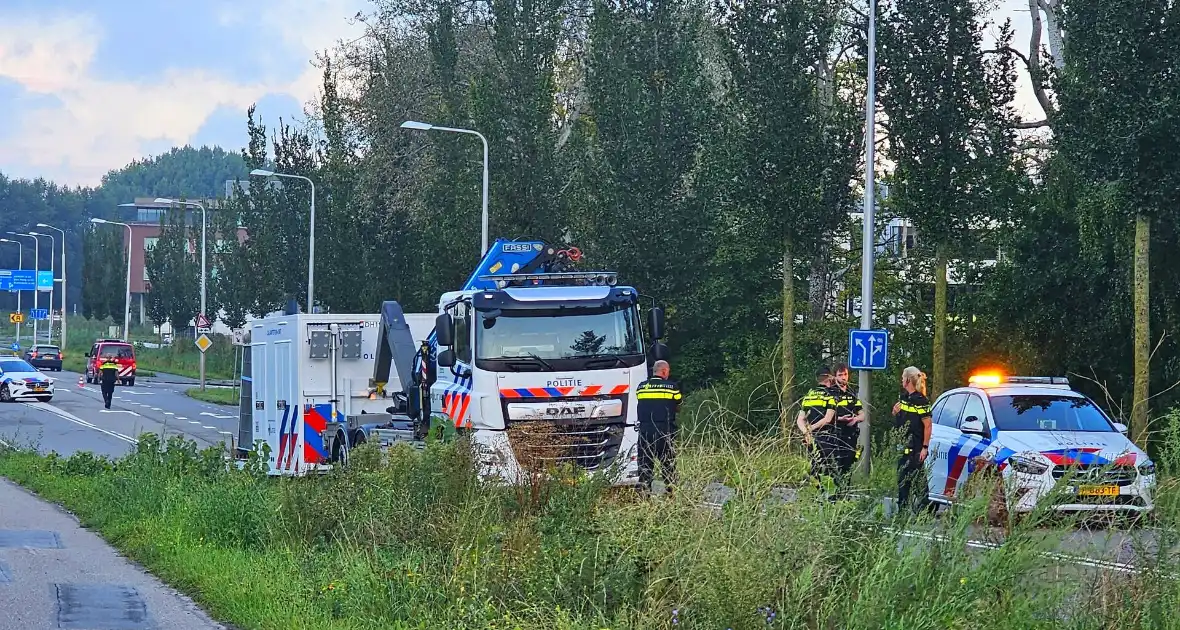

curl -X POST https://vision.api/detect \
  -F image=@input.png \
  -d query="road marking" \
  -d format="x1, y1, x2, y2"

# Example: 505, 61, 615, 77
200, 412, 234, 419
189, 421, 201, 425
218, 431, 233, 436
163, 412, 174, 416
99, 410, 141, 417
122, 391, 155, 396
150, 407, 162, 412
176, 416, 188, 421
22, 402, 137, 445
202, 425, 216, 430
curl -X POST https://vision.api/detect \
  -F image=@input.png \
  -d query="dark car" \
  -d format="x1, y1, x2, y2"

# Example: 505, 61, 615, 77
24, 345, 63, 371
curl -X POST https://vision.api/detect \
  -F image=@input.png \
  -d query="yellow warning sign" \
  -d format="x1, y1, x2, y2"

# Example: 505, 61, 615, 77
8, 313, 23, 324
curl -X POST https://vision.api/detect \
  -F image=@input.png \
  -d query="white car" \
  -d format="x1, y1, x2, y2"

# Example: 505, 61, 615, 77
0, 358, 55, 403
926, 375, 1155, 515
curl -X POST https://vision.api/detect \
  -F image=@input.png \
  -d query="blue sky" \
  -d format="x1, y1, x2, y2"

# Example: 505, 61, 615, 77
0, 0, 364, 186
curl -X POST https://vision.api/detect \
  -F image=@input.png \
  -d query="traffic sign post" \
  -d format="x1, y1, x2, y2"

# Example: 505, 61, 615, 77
849, 329, 889, 371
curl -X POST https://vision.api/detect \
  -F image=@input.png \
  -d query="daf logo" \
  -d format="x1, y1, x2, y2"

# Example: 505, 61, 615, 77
545, 405, 586, 416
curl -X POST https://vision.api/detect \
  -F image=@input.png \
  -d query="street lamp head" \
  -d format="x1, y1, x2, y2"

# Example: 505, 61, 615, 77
35, 223, 49, 228
250, 168, 275, 177
117, 203, 136, 208
154, 197, 176, 204
90, 218, 109, 225
29, 232, 47, 237
400, 120, 433, 131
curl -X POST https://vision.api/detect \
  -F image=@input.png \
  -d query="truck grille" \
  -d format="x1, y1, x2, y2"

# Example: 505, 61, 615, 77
1052, 464, 1139, 487
505, 417, 625, 473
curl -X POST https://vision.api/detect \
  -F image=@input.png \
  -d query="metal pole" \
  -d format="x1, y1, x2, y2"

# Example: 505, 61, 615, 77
200, 202, 207, 391
38, 224, 67, 349
39, 234, 55, 344
121, 224, 132, 341
479, 134, 489, 256
307, 180, 315, 314
857, 0, 878, 475
13, 243, 21, 345
31, 238, 39, 345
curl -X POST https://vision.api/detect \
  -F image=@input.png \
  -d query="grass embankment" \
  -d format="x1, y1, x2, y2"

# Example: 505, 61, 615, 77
185, 387, 240, 406
2, 428, 1176, 630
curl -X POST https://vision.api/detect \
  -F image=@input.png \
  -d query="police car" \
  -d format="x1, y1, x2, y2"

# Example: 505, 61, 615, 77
925, 374, 1155, 515
0, 357, 55, 403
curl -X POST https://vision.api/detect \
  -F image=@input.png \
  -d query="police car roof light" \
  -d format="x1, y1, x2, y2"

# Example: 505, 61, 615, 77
968, 374, 1070, 388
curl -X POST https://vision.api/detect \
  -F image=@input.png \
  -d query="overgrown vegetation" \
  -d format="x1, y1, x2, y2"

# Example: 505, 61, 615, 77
4, 409, 1180, 629
185, 386, 240, 406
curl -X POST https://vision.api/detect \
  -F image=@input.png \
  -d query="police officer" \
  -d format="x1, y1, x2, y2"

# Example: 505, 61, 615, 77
796, 366, 837, 485
636, 359, 682, 494
829, 363, 865, 485
893, 366, 933, 514
98, 357, 119, 409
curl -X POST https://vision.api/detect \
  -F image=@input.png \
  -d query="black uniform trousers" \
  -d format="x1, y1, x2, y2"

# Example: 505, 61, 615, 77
896, 447, 929, 513
810, 428, 842, 482
638, 425, 676, 490
100, 371, 118, 409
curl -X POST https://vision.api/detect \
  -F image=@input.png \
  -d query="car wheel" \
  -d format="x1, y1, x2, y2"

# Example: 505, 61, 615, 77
38, 396, 52, 403
0, 384, 11, 403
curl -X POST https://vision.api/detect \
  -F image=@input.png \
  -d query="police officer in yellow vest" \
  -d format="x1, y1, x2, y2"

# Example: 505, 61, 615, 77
636, 360, 682, 494
99, 358, 119, 409
796, 366, 838, 485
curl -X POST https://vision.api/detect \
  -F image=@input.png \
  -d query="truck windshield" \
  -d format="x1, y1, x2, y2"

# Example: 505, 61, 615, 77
476, 305, 642, 369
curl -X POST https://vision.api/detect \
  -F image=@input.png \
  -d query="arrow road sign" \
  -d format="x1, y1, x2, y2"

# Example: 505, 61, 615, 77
29, 308, 48, 321
8, 313, 23, 324
849, 329, 889, 371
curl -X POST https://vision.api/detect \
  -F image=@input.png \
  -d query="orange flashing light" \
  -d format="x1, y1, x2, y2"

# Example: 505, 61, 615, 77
968, 373, 1003, 387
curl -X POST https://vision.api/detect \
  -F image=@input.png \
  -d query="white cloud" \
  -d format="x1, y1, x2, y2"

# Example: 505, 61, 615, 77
0, 4, 363, 187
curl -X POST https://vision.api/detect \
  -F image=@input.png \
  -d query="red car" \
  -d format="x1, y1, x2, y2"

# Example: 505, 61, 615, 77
85, 339, 137, 386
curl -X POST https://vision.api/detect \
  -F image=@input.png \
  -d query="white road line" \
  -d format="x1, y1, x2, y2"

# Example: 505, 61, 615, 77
189, 421, 201, 425
99, 410, 141, 417
176, 416, 188, 421
150, 407, 162, 412
202, 425, 216, 430
200, 412, 234, 419
164, 412, 174, 416
22, 401, 137, 445
218, 431, 233, 436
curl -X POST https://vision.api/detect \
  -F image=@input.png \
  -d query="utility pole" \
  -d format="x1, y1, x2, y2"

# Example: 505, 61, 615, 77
857, 0, 878, 475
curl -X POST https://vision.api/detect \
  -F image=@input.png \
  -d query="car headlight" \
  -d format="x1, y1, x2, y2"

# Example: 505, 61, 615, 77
1009, 454, 1050, 475
1139, 461, 1156, 476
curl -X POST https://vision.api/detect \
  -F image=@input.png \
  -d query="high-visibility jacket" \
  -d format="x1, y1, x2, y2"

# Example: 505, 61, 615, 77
828, 385, 862, 427
800, 386, 835, 428
894, 390, 932, 453
636, 377, 682, 432
99, 360, 119, 385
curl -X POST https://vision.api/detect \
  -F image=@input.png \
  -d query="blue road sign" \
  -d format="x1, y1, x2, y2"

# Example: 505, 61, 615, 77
36, 271, 53, 291
0, 270, 36, 291
849, 329, 889, 371
9, 343, 18, 352
30, 309, 48, 321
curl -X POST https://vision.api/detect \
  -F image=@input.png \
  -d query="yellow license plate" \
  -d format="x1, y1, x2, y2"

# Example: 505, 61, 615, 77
1077, 485, 1119, 497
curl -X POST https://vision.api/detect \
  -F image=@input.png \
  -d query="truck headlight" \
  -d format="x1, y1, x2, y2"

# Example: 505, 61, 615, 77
1139, 461, 1156, 476
1009, 454, 1050, 475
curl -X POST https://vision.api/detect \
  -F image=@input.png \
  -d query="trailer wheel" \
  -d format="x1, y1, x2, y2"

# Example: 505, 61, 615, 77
331, 430, 349, 466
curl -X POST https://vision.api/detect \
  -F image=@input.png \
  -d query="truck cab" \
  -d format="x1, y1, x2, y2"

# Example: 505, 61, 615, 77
430, 270, 665, 486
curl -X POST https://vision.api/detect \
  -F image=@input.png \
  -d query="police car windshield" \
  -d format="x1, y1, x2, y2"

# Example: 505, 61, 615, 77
0, 360, 36, 373
477, 305, 640, 361
990, 395, 1116, 432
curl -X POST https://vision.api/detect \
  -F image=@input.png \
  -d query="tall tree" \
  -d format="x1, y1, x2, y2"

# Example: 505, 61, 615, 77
879, 0, 1018, 396
145, 208, 200, 333
716, 0, 845, 420
1056, 0, 1180, 444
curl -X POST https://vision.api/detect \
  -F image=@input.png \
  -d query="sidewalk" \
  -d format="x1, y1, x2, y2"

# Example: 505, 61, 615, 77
0, 477, 226, 630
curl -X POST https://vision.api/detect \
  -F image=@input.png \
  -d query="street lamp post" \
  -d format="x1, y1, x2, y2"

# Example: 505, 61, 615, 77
249, 169, 316, 313
0, 239, 21, 344
90, 219, 133, 341
156, 198, 208, 390
30, 232, 55, 345
399, 120, 490, 256
857, 0, 878, 475
7, 233, 39, 344
36, 223, 67, 350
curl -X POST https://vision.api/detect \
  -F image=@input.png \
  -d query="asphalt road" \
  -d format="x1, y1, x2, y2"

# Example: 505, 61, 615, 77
0, 370, 238, 457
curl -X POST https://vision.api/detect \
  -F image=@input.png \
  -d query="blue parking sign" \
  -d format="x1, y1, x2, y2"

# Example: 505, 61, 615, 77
849, 329, 888, 370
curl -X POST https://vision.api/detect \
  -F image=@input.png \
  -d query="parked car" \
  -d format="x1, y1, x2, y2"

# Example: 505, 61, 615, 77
926, 374, 1155, 517
0, 357, 55, 402
24, 345, 63, 371
84, 339, 137, 386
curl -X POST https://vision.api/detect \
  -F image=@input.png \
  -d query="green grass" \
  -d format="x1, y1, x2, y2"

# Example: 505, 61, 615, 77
185, 387, 240, 406
3, 423, 1179, 629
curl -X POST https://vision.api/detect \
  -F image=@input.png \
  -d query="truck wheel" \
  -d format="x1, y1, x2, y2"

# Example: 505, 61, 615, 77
126, 378, 135, 387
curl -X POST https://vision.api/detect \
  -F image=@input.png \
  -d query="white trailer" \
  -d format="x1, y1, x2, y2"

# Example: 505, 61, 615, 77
235, 311, 434, 476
